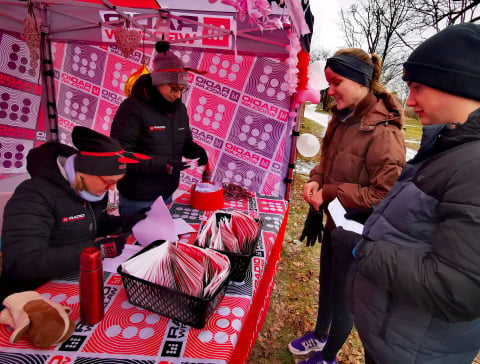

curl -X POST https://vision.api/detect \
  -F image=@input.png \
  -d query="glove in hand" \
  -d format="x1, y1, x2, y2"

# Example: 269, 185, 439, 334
344, 207, 373, 224
123, 207, 150, 231
166, 159, 189, 175
331, 227, 362, 261
197, 147, 208, 166
299, 208, 324, 247
94, 233, 129, 258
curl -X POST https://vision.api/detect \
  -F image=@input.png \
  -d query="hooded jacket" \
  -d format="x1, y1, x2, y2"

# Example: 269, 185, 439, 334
1, 142, 124, 296
351, 108, 480, 363
110, 74, 205, 201
309, 91, 406, 228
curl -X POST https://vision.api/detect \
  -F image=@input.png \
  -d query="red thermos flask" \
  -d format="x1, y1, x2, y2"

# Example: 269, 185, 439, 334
79, 247, 104, 325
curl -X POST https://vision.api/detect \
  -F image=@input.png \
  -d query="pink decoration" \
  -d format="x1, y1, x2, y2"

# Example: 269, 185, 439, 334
285, 29, 301, 95
297, 89, 321, 105
114, 25, 141, 59
22, 10, 40, 72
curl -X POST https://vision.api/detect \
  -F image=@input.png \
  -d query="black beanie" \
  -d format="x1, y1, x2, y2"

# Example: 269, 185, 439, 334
403, 23, 480, 101
72, 126, 149, 176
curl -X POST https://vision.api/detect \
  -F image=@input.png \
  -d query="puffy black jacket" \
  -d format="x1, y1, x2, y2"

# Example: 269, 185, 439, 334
350, 108, 480, 364
110, 74, 205, 201
1, 142, 124, 297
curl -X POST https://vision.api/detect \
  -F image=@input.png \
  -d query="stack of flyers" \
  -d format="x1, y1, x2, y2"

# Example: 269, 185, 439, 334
196, 210, 261, 254
120, 242, 230, 299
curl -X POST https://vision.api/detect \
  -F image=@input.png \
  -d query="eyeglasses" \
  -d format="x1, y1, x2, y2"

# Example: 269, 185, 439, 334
98, 176, 120, 189
168, 84, 188, 95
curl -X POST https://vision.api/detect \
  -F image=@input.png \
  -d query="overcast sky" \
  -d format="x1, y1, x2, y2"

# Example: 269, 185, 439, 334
310, 0, 353, 54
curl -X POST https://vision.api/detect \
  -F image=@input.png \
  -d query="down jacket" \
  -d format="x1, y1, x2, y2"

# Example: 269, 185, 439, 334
351, 108, 480, 363
309, 91, 406, 228
1, 142, 125, 298
110, 74, 206, 201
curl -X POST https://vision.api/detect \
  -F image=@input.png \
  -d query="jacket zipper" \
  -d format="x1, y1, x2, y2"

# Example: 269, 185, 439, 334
85, 201, 97, 235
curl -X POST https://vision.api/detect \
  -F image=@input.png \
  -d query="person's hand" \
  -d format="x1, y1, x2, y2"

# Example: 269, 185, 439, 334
299, 207, 324, 247
166, 159, 189, 175
302, 181, 319, 203
310, 189, 324, 212
123, 207, 150, 231
331, 227, 362, 261
197, 147, 208, 166
344, 207, 373, 224
94, 233, 129, 258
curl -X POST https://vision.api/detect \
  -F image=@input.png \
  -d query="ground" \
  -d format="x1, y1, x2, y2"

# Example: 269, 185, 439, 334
247, 105, 480, 364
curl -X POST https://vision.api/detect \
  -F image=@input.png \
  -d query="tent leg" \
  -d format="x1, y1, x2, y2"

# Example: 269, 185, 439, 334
284, 98, 303, 201
40, 8, 58, 142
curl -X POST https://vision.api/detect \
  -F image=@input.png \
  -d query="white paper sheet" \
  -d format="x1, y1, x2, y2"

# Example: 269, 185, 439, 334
103, 244, 143, 273
132, 196, 179, 246
328, 198, 364, 234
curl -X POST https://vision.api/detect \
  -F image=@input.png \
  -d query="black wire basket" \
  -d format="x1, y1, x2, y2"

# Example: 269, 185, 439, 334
117, 241, 231, 329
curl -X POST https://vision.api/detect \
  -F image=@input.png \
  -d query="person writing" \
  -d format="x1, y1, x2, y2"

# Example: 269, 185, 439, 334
110, 41, 208, 216
289, 48, 406, 364
0, 126, 148, 301
331, 23, 480, 364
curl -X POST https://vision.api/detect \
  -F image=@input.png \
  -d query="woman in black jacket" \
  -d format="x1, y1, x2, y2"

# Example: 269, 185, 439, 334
0, 126, 147, 300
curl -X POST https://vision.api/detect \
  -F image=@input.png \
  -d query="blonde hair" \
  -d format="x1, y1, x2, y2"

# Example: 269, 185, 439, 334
334, 48, 387, 94
72, 173, 84, 195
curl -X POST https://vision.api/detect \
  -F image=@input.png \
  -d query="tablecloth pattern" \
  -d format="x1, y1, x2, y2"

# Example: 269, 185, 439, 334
0, 191, 288, 364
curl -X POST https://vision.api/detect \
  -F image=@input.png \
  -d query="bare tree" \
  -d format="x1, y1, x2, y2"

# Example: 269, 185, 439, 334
412, 0, 480, 31
339, 0, 479, 100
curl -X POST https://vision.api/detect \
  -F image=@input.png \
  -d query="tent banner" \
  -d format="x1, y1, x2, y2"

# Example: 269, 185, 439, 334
0, 29, 294, 196
100, 10, 236, 50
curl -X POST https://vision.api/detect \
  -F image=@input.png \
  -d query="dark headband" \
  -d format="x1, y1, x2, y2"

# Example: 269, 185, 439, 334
325, 54, 374, 87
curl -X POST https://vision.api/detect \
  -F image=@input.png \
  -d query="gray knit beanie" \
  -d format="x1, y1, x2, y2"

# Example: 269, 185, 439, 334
403, 23, 480, 101
151, 41, 188, 86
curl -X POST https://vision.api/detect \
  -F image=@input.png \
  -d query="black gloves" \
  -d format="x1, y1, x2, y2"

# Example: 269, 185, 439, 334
299, 207, 324, 247
197, 147, 208, 166
330, 227, 362, 261
94, 232, 129, 258
344, 207, 373, 224
166, 159, 189, 175
123, 207, 150, 231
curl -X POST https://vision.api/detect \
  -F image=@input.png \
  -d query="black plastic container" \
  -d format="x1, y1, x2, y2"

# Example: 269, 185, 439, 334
117, 241, 231, 329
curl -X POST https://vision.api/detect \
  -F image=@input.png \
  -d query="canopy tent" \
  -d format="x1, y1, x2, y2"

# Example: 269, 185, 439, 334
0, 0, 313, 199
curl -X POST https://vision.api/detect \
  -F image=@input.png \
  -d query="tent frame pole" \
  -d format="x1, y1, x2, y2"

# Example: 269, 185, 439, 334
39, 4, 58, 142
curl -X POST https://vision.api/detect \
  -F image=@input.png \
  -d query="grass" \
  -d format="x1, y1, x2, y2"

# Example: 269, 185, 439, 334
247, 106, 480, 364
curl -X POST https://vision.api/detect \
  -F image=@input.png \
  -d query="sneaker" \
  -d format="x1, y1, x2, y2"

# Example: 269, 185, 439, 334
298, 351, 337, 364
288, 331, 327, 355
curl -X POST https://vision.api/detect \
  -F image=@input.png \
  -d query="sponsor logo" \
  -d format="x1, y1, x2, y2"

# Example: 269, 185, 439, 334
180, 173, 200, 186
149, 125, 166, 131
0, 73, 42, 95
58, 116, 76, 131
0, 125, 35, 139
62, 214, 86, 223
192, 127, 214, 145
241, 95, 289, 121
61, 73, 100, 95
195, 76, 230, 97
100, 11, 234, 49
101, 89, 124, 105
225, 142, 261, 165
270, 161, 282, 175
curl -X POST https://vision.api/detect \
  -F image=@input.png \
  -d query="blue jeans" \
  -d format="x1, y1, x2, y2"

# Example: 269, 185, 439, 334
118, 193, 172, 216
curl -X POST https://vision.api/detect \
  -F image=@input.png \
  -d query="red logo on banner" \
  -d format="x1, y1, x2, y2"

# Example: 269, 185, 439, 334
202, 17, 231, 47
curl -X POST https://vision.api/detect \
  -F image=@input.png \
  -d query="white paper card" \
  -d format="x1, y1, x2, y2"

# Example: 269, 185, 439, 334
328, 198, 364, 234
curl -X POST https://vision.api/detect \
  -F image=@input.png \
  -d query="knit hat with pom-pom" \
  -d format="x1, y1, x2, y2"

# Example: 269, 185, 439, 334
151, 41, 188, 86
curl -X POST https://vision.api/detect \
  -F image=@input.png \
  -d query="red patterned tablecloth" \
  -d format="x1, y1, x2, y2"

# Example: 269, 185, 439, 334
0, 191, 288, 364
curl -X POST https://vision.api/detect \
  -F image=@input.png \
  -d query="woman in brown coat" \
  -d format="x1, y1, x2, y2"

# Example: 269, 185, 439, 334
289, 48, 406, 364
